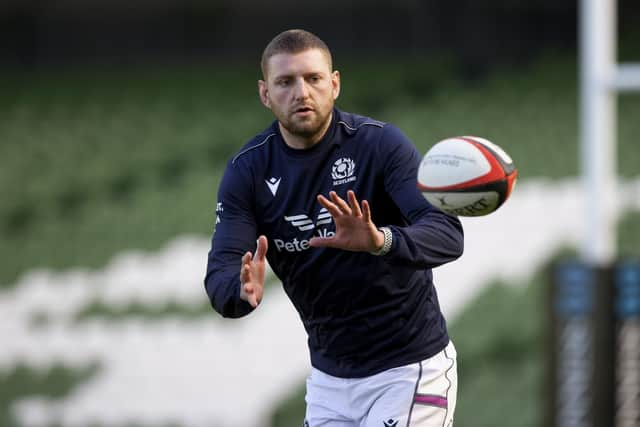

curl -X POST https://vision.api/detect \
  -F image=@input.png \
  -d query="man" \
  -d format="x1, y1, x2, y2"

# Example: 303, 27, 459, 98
205, 29, 464, 427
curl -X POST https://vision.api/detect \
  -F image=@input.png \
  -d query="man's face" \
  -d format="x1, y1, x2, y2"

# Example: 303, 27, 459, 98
259, 49, 340, 147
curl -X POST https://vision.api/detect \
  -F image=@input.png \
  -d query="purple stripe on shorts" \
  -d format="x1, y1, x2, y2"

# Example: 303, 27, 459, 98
415, 394, 448, 409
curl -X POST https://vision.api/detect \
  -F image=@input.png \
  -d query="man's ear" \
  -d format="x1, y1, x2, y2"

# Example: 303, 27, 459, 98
332, 70, 341, 101
258, 80, 271, 108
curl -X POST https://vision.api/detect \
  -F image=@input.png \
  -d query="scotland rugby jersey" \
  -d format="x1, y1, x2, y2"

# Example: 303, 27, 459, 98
205, 108, 464, 378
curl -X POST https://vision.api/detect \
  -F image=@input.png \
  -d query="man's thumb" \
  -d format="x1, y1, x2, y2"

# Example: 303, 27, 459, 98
255, 235, 268, 261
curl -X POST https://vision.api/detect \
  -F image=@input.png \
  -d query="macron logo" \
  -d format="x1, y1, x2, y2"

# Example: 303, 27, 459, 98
265, 177, 281, 196
284, 208, 332, 231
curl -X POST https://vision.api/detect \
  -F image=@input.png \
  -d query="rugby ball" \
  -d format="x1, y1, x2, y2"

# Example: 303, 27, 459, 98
417, 136, 517, 216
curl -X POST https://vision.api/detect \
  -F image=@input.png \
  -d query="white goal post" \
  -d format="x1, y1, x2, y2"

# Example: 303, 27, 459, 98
580, 0, 640, 265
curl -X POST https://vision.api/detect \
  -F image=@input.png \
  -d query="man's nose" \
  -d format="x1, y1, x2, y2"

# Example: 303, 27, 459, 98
293, 78, 310, 99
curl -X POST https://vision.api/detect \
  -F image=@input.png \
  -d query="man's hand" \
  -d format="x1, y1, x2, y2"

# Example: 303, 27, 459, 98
309, 190, 385, 253
239, 235, 268, 308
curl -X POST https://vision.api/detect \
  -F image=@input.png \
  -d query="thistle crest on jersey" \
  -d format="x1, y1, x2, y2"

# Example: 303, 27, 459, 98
332, 157, 356, 186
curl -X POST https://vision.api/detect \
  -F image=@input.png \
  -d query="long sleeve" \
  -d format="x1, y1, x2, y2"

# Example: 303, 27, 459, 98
204, 160, 258, 318
378, 125, 464, 268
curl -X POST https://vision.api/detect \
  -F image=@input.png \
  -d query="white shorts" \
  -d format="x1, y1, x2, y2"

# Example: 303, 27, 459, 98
304, 340, 458, 427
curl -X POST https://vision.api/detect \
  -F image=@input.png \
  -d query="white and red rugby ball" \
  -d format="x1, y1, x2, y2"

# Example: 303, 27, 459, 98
417, 136, 517, 216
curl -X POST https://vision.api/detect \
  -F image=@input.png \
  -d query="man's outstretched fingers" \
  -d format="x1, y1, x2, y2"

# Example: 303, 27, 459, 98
347, 190, 362, 217
246, 290, 257, 308
242, 279, 259, 308
317, 194, 342, 217
362, 199, 372, 223
240, 253, 251, 281
240, 263, 249, 282
329, 191, 352, 215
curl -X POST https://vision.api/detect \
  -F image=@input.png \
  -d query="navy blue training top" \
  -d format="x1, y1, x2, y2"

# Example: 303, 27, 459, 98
205, 108, 464, 378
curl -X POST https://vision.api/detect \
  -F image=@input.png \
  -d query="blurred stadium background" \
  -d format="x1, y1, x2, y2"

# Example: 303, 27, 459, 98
1, 1, 639, 426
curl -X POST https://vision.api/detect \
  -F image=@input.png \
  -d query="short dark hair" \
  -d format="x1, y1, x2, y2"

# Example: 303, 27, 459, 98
261, 29, 333, 78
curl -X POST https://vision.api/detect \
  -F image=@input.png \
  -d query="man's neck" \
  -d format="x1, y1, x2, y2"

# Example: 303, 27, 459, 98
279, 114, 333, 150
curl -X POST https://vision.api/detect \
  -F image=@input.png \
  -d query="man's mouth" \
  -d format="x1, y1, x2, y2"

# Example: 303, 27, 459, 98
294, 106, 314, 114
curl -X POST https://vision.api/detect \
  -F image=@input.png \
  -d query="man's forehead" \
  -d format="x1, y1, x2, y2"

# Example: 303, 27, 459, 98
265, 49, 332, 77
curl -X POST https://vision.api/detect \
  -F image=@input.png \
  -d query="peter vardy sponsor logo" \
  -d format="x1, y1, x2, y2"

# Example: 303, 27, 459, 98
273, 229, 335, 252
274, 208, 334, 252
332, 157, 356, 186
284, 208, 331, 231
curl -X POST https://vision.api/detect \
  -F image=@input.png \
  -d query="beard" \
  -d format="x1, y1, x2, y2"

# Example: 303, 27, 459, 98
278, 104, 333, 140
